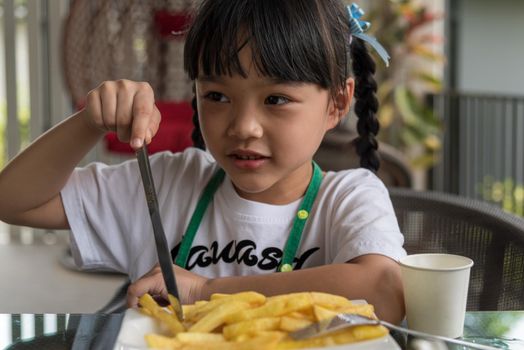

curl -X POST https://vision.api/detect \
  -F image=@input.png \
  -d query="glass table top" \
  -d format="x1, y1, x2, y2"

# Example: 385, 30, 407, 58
1, 310, 523, 349
460, 311, 524, 349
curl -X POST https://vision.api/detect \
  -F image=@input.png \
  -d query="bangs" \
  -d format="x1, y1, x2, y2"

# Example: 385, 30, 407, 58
184, 0, 349, 91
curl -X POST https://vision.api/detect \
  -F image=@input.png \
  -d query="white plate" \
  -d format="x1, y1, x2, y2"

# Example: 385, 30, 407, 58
113, 301, 401, 350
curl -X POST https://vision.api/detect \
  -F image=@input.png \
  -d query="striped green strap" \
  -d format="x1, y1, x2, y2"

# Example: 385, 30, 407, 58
174, 168, 225, 268
278, 162, 323, 272
174, 162, 323, 272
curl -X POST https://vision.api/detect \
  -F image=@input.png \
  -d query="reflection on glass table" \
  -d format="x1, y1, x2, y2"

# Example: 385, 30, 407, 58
0, 313, 124, 350
0, 311, 523, 350
459, 311, 524, 349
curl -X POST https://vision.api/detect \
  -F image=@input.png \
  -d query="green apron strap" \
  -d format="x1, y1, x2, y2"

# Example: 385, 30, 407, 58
174, 162, 323, 271
174, 168, 225, 268
278, 162, 323, 272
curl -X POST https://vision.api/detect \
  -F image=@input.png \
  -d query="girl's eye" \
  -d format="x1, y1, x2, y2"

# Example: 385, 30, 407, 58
204, 92, 229, 102
265, 95, 290, 105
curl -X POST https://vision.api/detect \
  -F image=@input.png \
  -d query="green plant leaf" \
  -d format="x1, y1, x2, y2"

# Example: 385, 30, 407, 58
378, 103, 395, 128
412, 154, 437, 168
424, 134, 442, 151
395, 86, 442, 130
400, 126, 422, 146
394, 86, 419, 125
418, 104, 442, 129
377, 80, 395, 103
413, 71, 443, 92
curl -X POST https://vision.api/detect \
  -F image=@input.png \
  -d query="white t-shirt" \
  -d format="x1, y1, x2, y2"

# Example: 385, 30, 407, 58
61, 148, 406, 281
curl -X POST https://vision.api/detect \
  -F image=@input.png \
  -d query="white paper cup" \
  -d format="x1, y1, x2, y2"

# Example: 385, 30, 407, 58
399, 253, 473, 338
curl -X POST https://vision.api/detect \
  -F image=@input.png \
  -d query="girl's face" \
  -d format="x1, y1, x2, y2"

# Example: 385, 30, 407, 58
196, 46, 352, 205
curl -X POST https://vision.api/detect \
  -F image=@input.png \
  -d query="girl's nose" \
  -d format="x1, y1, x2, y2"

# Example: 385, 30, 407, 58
226, 105, 263, 140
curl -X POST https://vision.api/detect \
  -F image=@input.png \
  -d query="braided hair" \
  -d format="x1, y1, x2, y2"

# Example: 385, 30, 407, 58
350, 39, 380, 172
185, 0, 381, 171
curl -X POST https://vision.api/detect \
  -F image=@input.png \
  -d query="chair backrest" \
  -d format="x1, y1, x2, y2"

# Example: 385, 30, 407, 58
314, 126, 413, 188
389, 188, 524, 311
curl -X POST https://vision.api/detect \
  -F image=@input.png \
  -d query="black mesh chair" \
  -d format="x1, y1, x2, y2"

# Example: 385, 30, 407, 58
314, 125, 414, 188
389, 188, 524, 311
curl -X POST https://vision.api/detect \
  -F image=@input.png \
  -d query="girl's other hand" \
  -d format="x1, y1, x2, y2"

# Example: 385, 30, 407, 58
83, 80, 161, 150
126, 264, 209, 308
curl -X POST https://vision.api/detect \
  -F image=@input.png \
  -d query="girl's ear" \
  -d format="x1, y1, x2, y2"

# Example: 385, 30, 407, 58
327, 78, 355, 130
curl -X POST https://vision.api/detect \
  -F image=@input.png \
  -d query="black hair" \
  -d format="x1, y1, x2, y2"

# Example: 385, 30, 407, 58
184, 0, 380, 172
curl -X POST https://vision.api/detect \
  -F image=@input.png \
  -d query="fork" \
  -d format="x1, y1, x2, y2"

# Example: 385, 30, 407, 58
290, 313, 498, 350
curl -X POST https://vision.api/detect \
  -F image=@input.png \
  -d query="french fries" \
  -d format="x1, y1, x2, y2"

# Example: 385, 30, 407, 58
139, 291, 388, 349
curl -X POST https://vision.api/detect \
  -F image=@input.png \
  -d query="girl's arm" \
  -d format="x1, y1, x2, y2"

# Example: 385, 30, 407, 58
0, 110, 104, 228
0, 80, 160, 229
202, 255, 405, 324
127, 254, 405, 324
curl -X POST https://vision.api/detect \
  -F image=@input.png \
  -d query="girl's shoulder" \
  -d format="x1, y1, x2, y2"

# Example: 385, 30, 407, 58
317, 168, 395, 222
153, 147, 216, 171
76, 147, 219, 190
323, 167, 385, 185
149, 147, 219, 185
320, 167, 389, 199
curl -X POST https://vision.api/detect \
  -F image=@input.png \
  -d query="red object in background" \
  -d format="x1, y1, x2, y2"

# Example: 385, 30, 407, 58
104, 101, 194, 155
154, 10, 192, 37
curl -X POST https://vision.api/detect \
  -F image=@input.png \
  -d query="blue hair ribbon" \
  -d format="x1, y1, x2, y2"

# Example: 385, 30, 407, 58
348, 3, 390, 67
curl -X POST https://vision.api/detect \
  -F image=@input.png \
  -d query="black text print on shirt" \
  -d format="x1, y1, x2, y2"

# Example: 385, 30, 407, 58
171, 239, 319, 271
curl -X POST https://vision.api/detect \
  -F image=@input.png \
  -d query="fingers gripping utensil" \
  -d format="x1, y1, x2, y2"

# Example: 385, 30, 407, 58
291, 313, 498, 350
136, 144, 183, 321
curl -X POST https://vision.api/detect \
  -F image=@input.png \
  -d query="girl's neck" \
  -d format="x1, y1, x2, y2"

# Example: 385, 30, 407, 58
231, 163, 313, 205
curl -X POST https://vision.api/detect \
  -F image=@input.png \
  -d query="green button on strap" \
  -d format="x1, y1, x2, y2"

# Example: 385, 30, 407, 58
173, 162, 323, 273
278, 162, 322, 272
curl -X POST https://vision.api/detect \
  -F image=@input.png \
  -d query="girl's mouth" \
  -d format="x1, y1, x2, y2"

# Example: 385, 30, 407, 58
229, 154, 269, 169
233, 155, 266, 160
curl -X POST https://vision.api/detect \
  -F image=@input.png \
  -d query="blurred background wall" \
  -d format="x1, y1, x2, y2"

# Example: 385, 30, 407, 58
454, 0, 524, 95
433, 0, 524, 216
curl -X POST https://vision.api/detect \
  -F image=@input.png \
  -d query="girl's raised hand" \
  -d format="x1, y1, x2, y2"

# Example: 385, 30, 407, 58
126, 264, 209, 309
83, 80, 161, 150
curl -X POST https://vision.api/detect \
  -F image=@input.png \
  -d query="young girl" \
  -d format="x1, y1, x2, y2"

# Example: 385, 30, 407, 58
0, 0, 405, 323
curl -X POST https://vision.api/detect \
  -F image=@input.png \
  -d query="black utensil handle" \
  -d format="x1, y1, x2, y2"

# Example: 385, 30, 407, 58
150, 209, 179, 296
136, 145, 181, 305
